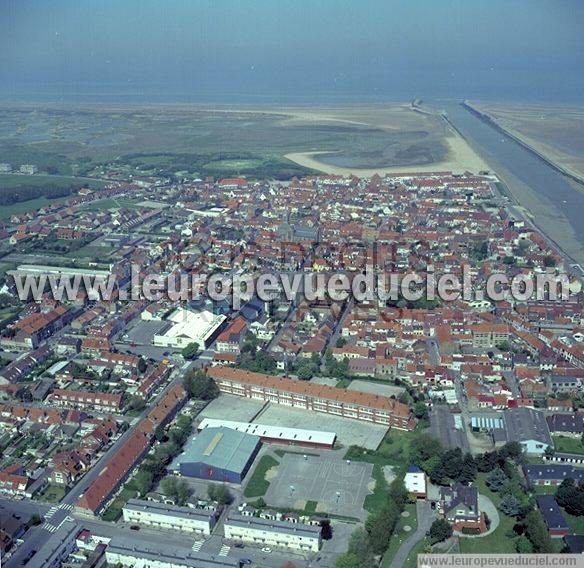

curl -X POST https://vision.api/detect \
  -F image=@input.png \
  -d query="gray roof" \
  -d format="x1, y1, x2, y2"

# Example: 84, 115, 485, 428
171, 427, 260, 473
547, 413, 584, 434
429, 406, 470, 453
106, 537, 239, 567
124, 498, 214, 522
503, 408, 552, 446
225, 513, 321, 537
27, 519, 79, 568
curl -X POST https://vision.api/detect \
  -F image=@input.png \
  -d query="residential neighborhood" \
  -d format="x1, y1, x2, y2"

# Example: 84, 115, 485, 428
0, 168, 583, 568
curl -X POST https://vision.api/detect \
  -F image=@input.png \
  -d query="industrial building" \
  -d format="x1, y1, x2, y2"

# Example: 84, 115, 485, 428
224, 514, 322, 551
171, 427, 261, 483
198, 418, 336, 450
153, 308, 226, 350
122, 499, 216, 535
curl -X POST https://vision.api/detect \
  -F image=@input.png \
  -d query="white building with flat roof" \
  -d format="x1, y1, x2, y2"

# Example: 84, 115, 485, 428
153, 308, 226, 349
404, 466, 427, 498
198, 418, 336, 449
224, 514, 322, 552
122, 499, 216, 534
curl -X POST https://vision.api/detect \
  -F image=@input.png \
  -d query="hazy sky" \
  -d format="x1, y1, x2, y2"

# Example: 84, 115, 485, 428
1, 0, 583, 102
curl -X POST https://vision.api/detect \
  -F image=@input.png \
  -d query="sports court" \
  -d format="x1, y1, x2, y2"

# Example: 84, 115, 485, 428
264, 453, 373, 519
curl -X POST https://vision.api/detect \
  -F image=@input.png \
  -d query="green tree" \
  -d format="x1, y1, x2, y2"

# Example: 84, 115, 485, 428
515, 536, 533, 553
161, 477, 178, 499
485, 468, 508, 492
411, 434, 443, 465
208, 484, 232, 505
389, 478, 409, 510
524, 510, 554, 553
347, 527, 373, 562
333, 553, 362, 568
499, 494, 521, 517
543, 255, 556, 268
175, 479, 190, 506
133, 469, 154, 497
458, 454, 478, 484
138, 357, 147, 373
183, 370, 219, 400
413, 401, 429, 420
181, 342, 200, 360
429, 519, 453, 544
366, 501, 399, 555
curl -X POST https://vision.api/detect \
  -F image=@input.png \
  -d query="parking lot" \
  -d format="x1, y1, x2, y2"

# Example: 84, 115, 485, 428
115, 319, 173, 360
264, 452, 373, 519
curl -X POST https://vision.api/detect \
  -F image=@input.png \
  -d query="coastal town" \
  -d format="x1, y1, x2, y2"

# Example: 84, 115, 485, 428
0, 166, 583, 568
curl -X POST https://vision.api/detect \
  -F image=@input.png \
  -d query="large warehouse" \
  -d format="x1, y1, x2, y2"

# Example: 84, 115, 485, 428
171, 427, 261, 483
153, 307, 226, 350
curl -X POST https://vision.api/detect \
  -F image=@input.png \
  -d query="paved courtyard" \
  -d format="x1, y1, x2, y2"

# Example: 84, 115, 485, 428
199, 394, 266, 422
264, 452, 373, 519
255, 403, 388, 449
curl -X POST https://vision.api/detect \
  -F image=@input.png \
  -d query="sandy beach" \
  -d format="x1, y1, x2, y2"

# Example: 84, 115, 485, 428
285, 130, 488, 176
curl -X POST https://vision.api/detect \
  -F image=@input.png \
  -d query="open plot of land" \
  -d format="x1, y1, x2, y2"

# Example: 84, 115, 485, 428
198, 394, 267, 423
0, 103, 486, 181
347, 380, 406, 398
254, 403, 388, 449
470, 102, 584, 182
264, 452, 373, 519
552, 435, 584, 455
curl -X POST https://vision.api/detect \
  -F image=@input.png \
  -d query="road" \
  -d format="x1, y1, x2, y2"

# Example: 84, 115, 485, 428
390, 501, 436, 568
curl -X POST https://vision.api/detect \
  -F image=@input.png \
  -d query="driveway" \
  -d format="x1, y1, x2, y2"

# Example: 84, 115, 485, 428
390, 500, 436, 568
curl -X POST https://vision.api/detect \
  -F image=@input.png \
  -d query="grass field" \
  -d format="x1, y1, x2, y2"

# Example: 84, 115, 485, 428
381, 502, 418, 567
553, 435, 584, 455
344, 428, 421, 470
0, 173, 106, 190
0, 173, 108, 219
243, 455, 279, 498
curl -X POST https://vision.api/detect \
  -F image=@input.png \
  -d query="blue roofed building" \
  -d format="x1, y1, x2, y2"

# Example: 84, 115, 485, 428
171, 427, 261, 484
536, 495, 570, 538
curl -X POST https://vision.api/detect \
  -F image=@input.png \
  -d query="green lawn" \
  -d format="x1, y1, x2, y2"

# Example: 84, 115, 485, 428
35, 484, 68, 503
566, 513, 584, 534
0, 195, 72, 219
344, 428, 422, 470
553, 435, 584, 455
459, 474, 517, 554
364, 464, 390, 513
0, 173, 107, 190
243, 455, 279, 498
101, 485, 137, 522
79, 197, 144, 211
381, 502, 418, 567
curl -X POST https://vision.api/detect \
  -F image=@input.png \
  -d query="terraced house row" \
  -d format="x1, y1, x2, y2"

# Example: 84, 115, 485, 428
207, 367, 416, 430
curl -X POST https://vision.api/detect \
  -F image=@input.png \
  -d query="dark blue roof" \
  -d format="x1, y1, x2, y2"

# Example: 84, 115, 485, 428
536, 495, 568, 530
407, 465, 423, 473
